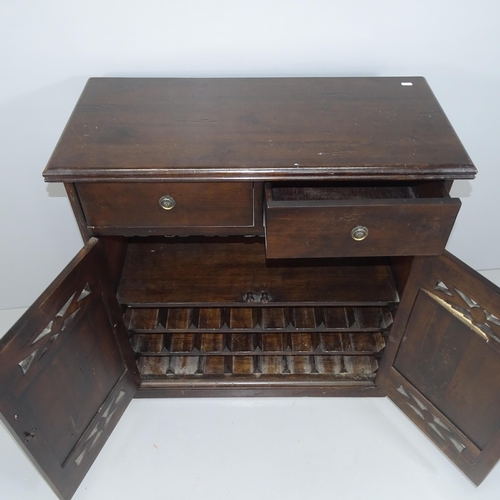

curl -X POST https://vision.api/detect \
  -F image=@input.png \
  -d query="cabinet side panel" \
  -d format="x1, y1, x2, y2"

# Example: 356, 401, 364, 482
100, 236, 128, 293
64, 183, 91, 241
389, 256, 414, 299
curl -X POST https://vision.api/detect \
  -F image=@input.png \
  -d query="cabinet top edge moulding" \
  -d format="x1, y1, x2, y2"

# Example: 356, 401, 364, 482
42, 77, 476, 183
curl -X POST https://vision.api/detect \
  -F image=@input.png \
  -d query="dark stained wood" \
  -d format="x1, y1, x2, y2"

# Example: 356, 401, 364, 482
0, 239, 139, 500
131, 333, 385, 357
124, 305, 393, 332
127, 303, 388, 392
99, 236, 128, 292
229, 308, 257, 329
253, 181, 265, 229
377, 252, 500, 485
165, 308, 192, 330
81, 226, 264, 237
117, 237, 399, 307
135, 383, 385, 398
136, 357, 380, 383
198, 308, 223, 329
64, 183, 91, 241
5, 76, 496, 495
261, 307, 286, 329
265, 182, 461, 258
77, 182, 254, 231
389, 256, 414, 299
43, 77, 476, 182
129, 308, 160, 330
269, 180, 439, 200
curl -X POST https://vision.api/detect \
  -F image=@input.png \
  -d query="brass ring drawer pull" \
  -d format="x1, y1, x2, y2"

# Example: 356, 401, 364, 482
351, 226, 368, 241
159, 195, 176, 210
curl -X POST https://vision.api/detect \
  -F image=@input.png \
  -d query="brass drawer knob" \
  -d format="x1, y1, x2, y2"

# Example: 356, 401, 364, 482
159, 195, 176, 210
351, 226, 368, 241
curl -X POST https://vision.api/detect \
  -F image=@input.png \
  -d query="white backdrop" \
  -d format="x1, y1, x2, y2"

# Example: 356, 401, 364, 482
1, 0, 499, 309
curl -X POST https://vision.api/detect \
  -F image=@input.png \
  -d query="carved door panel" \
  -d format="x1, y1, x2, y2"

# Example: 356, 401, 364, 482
0, 238, 140, 500
378, 252, 500, 485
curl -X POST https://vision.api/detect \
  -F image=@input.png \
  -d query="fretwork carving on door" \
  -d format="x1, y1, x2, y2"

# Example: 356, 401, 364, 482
396, 385, 466, 454
432, 280, 500, 343
18, 283, 93, 375
72, 387, 126, 467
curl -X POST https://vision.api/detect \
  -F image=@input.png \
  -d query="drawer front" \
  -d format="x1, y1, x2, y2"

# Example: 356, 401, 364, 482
77, 182, 254, 231
264, 183, 461, 259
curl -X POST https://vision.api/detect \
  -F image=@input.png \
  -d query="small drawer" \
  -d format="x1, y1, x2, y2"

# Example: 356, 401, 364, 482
264, 182, 461, 259
77, 182, 254, 232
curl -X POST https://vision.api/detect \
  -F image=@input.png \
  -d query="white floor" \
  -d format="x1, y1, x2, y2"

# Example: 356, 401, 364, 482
2, 268, 500, 500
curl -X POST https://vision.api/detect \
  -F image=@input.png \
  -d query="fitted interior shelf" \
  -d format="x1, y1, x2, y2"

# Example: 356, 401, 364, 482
123, 304, 393, 388
117, 237, 399, 391
124, 305, 393, 333
117, 237, 399, 307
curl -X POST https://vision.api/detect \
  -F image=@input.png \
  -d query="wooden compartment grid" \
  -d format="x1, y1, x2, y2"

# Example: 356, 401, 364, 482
124, 306, 392, 381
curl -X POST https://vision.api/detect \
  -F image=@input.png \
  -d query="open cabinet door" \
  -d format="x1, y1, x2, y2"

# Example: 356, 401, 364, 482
0, 238, 140, 499
378, 252, 500, 485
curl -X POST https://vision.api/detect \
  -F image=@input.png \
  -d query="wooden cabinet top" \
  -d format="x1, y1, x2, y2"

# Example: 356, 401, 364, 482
43, 77, 476, 182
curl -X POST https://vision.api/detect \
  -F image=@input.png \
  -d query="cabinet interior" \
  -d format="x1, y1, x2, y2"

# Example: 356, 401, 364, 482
107, 236, 404, 392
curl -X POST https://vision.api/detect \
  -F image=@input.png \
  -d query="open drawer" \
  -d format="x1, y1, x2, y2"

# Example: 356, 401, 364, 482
264, 181, 461, 259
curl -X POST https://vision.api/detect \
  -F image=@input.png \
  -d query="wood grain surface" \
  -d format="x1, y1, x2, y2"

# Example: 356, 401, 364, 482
43, 77, 476, 182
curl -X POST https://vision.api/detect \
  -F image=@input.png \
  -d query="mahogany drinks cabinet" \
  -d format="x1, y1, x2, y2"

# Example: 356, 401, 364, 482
1, 77, 500, 499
